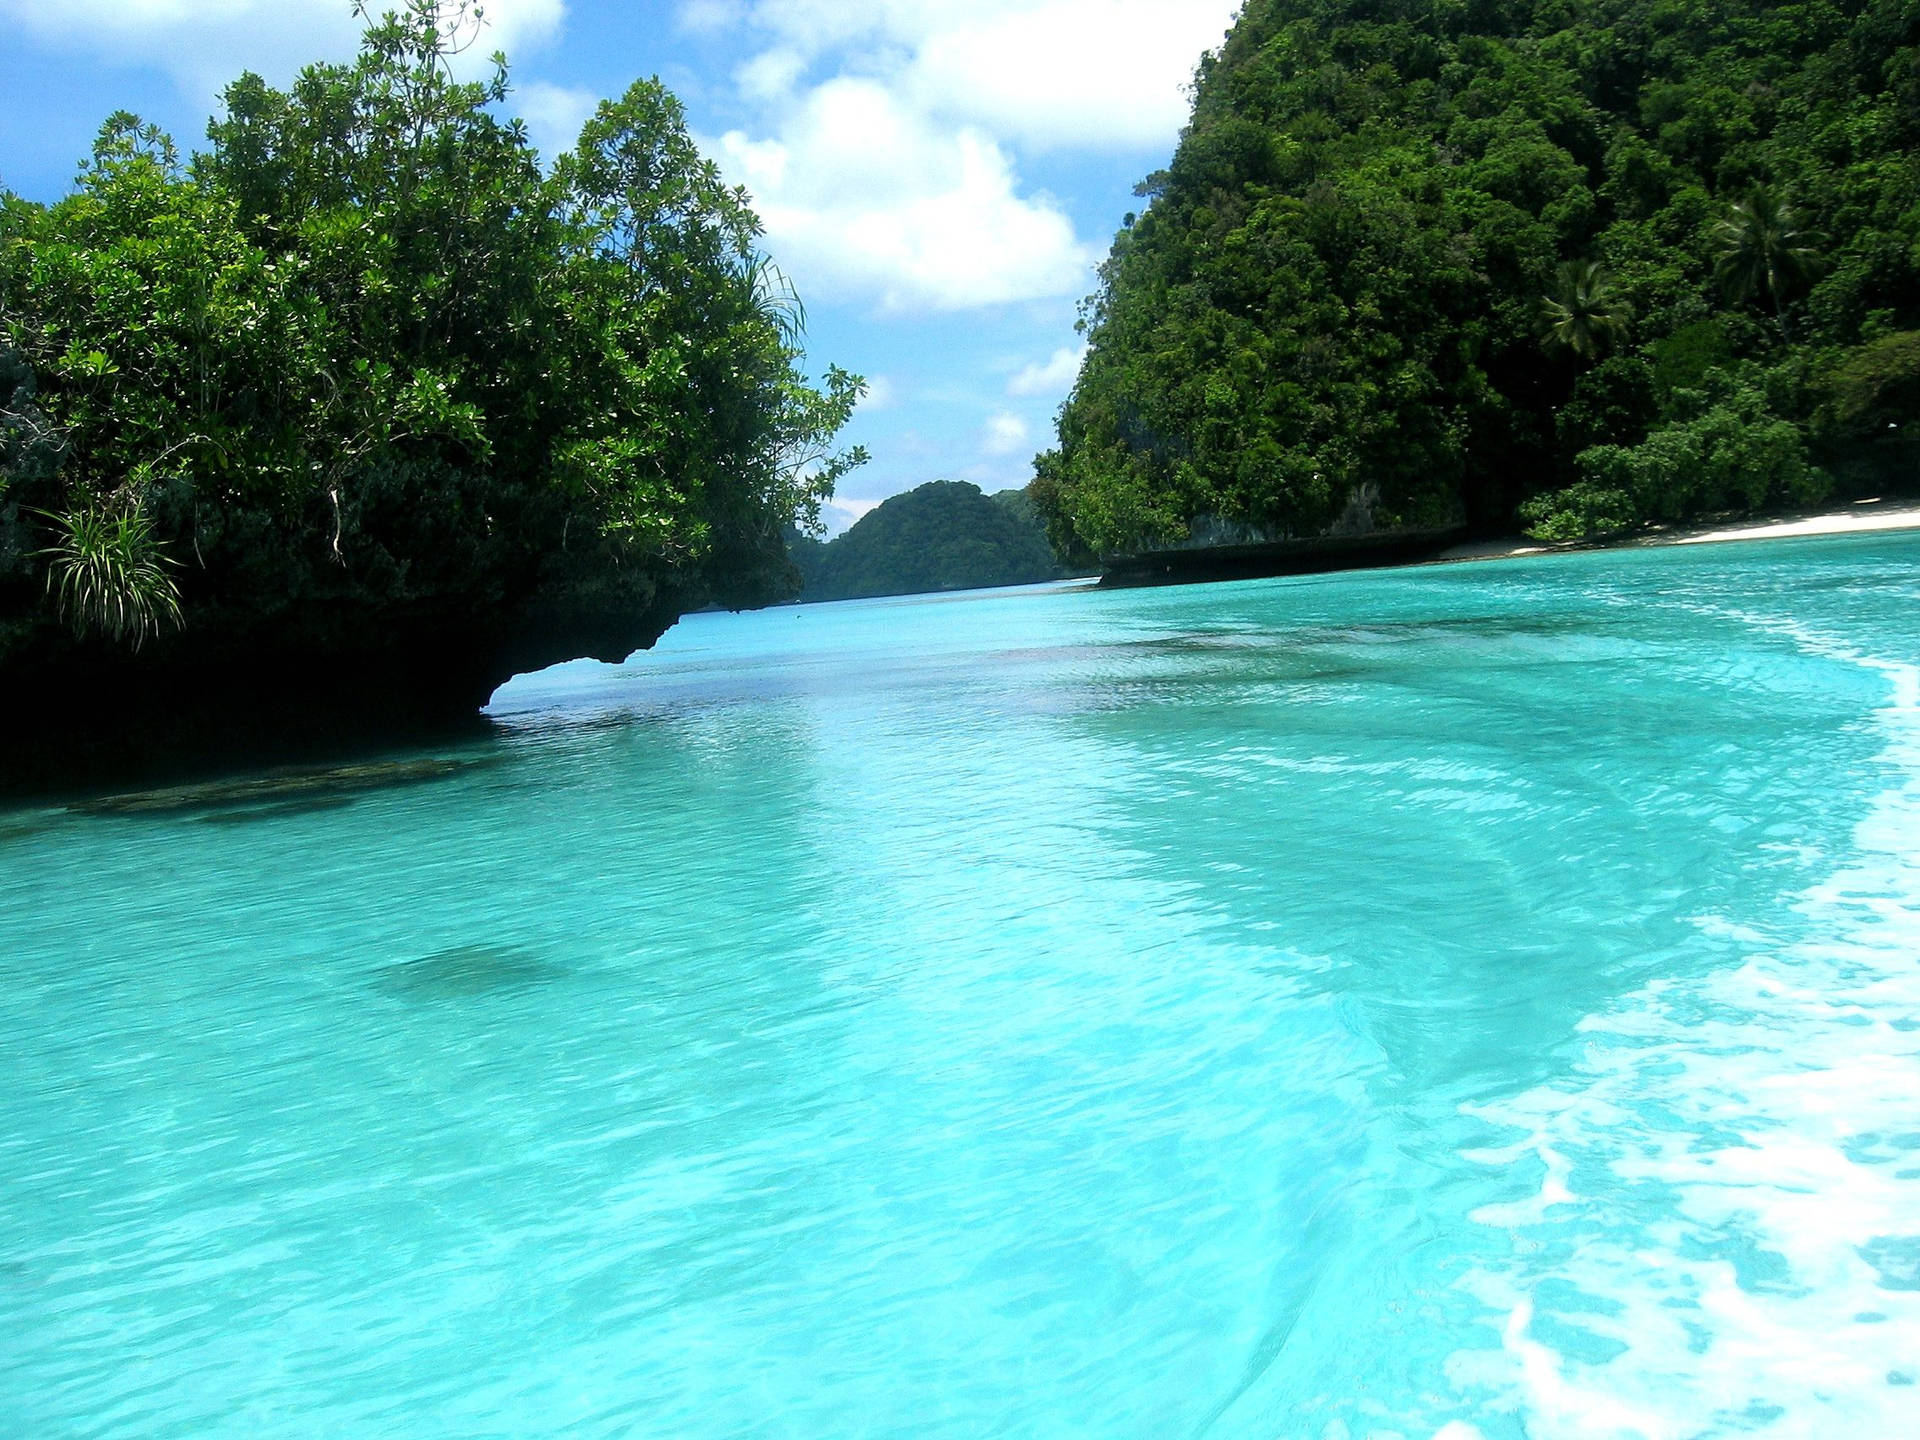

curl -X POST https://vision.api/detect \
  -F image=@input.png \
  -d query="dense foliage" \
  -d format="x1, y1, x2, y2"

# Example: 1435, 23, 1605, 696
0, 2, 862, 723
1037, 0, 1920, 553
789, 482, 1066, 601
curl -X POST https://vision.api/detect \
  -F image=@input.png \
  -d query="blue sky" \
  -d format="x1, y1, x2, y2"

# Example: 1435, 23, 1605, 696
0, 0, 1237, 532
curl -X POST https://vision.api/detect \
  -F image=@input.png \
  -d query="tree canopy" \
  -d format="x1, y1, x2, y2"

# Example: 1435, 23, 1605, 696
1037, 0, 1920, 553
0, 1, 862, 759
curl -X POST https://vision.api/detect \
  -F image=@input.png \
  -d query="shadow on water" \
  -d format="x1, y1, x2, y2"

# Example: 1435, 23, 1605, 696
66, 754, 509, 821
371, 944, 571, 1000
0, 812, 62, 845
195, 796, 361, 825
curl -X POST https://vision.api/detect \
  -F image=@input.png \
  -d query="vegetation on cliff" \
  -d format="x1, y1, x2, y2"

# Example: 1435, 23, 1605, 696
0, 2, 862, 760
1036, 0, 1920, 554
789, 482, 1066, 602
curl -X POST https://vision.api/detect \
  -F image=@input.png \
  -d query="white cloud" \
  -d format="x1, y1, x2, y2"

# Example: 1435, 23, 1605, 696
514, 80, 598, 162
714, 0, 1238, 150
697, 2, 1234, 312
678, 0, 745, 35
715, 79, 1093, 312
0, 0, 567, 97
736, 49, 807, 103
1007, 344, 1086, 397
859, 374, 900, 412
904, 2, 1238, 150
982, 411, 1031, 456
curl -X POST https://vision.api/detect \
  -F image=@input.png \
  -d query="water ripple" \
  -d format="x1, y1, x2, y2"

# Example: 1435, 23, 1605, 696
2, 536, 1917, 1437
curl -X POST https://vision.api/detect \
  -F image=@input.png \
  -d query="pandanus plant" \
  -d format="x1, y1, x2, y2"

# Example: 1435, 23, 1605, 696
743, 255, 808, 350
36, 494, 183, 650
1539, 260, 1633, 363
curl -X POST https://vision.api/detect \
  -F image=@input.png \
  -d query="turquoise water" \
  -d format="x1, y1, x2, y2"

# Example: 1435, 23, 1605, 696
4, 534, 1919, 1438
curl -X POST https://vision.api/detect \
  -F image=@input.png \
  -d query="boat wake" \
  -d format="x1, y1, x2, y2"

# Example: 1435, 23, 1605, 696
1447, 616, 1920, 1437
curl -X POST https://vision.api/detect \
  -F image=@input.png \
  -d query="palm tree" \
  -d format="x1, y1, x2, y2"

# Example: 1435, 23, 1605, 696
1539, 260, 1632, 363
1714, 187, 1824, 326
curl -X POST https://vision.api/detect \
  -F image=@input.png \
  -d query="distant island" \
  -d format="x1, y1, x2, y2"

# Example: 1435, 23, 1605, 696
1035, 0, 1920, 562
787, 481, 1075, 602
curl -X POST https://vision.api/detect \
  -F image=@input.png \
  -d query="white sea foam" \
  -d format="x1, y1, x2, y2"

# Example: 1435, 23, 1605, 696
1448, 619, 1920, 1436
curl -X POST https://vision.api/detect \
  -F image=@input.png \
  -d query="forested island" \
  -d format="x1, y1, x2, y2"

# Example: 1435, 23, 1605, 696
1035, 0, 1920, 559
9, 0, 1920, 783
788, 481, 1069, 602
0, 2, 863, 778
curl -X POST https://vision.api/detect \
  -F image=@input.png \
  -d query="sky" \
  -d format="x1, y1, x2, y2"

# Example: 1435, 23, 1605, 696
0, 0, 1238, 533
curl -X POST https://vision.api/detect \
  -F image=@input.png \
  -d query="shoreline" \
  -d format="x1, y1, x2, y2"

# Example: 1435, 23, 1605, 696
8, 498, 1915, 806
1434, 497, 1920, 565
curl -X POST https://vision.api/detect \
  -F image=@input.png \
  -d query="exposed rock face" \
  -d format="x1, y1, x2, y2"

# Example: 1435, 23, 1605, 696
0, 460, 806, 792
1097, 526, 1465, 589
0, 574, 690, 792
1093, 483, 1464, 588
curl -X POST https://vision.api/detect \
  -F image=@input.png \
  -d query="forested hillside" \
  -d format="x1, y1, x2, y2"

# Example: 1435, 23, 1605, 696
0, 2, 862, 774
1036, 0, 1920, 554
790, 482, 1065, 601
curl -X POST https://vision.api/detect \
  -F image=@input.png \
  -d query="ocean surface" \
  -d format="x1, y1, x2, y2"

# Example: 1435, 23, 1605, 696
4, 532, 1919, 1439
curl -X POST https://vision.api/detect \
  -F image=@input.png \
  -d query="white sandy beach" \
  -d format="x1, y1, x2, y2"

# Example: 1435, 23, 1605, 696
1437, 496, 1920, 564
1675, 500, 1920, 544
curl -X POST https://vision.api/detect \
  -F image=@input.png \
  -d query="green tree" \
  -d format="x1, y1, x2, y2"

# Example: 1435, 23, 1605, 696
1037, 0, 1920, 556
1715, 187, 1825, 327
550, 77, 864, 596
0, 0, 862, 761
1816, 330, 1920, 443
1522, 368, 1828, 540
1540, 262, 1633, 364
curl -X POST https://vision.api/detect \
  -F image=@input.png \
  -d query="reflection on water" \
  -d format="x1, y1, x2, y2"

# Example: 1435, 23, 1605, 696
2, 541, 1919, 1438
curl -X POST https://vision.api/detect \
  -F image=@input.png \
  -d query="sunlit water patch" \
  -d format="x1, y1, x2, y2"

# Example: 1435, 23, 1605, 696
2, 535, 1917, 1438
